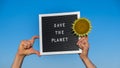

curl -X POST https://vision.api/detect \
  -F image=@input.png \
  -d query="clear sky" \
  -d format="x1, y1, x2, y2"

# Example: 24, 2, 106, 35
0, 0, 120, 68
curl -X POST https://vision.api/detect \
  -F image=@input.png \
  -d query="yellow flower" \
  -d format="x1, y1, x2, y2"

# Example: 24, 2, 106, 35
72, 18, 92, 36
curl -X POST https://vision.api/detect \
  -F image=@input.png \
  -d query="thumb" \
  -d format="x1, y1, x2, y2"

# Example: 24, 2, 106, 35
30, 48, 40, 56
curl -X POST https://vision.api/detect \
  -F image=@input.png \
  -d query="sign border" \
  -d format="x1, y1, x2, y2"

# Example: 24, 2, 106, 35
39, 11, 82, 55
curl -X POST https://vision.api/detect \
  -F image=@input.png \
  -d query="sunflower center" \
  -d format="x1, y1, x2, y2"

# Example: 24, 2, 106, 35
74, 19, 90, 34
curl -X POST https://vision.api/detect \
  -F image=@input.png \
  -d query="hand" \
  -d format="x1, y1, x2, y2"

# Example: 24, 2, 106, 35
77, 36, 96, 68
77, 36, 89, 59
12, 36, 40, 68
17, 36, 40, 57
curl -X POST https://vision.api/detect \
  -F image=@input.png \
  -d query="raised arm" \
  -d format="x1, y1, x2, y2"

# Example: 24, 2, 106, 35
77, 36, 96, 68
12, 36, 40, 68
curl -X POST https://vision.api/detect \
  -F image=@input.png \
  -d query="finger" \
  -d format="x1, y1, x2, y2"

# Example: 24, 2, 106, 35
77, 37, 85, 45
82, 39, 89, 49
21, 40, 26, 45
30, 36, 39, 44
77, 39, 87, 48
26, 40, 31, 45
23, 44, 27, 49
21, 40, 27, 49
85, 36, 88, 41
77, 37, 87, 49
78, 43, 84, 49
25, 41, 32, 49
77, 40, 84, 49
77, 37, 83, 45
77, 39, 81, 45
22, 40, 31, 49
30, 48, 40, 56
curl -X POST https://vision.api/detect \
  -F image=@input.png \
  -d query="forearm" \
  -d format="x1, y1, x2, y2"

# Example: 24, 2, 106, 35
12, 53, 25, 68
81, 57, 96, 68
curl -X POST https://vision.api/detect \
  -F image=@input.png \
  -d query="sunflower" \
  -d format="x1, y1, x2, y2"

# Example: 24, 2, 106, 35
72, 18, 92, 36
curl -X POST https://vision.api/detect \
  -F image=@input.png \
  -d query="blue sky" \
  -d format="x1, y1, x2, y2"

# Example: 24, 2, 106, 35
0, 0, 120, 68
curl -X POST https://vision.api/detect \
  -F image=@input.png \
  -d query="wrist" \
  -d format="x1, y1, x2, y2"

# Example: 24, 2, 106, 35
16, 52, 26, 59
80, 55, 89, 60
82, 57, 89, 61
80, 56, 96, 68
12, 52, 25, 68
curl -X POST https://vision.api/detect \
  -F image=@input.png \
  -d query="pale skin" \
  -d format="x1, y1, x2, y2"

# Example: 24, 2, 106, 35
12, 36, 96, 68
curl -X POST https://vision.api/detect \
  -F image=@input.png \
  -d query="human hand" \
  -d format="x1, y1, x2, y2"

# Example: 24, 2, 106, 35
77, 36, 89, 59
17, 36, 40, 57
76, 36, 96, 68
